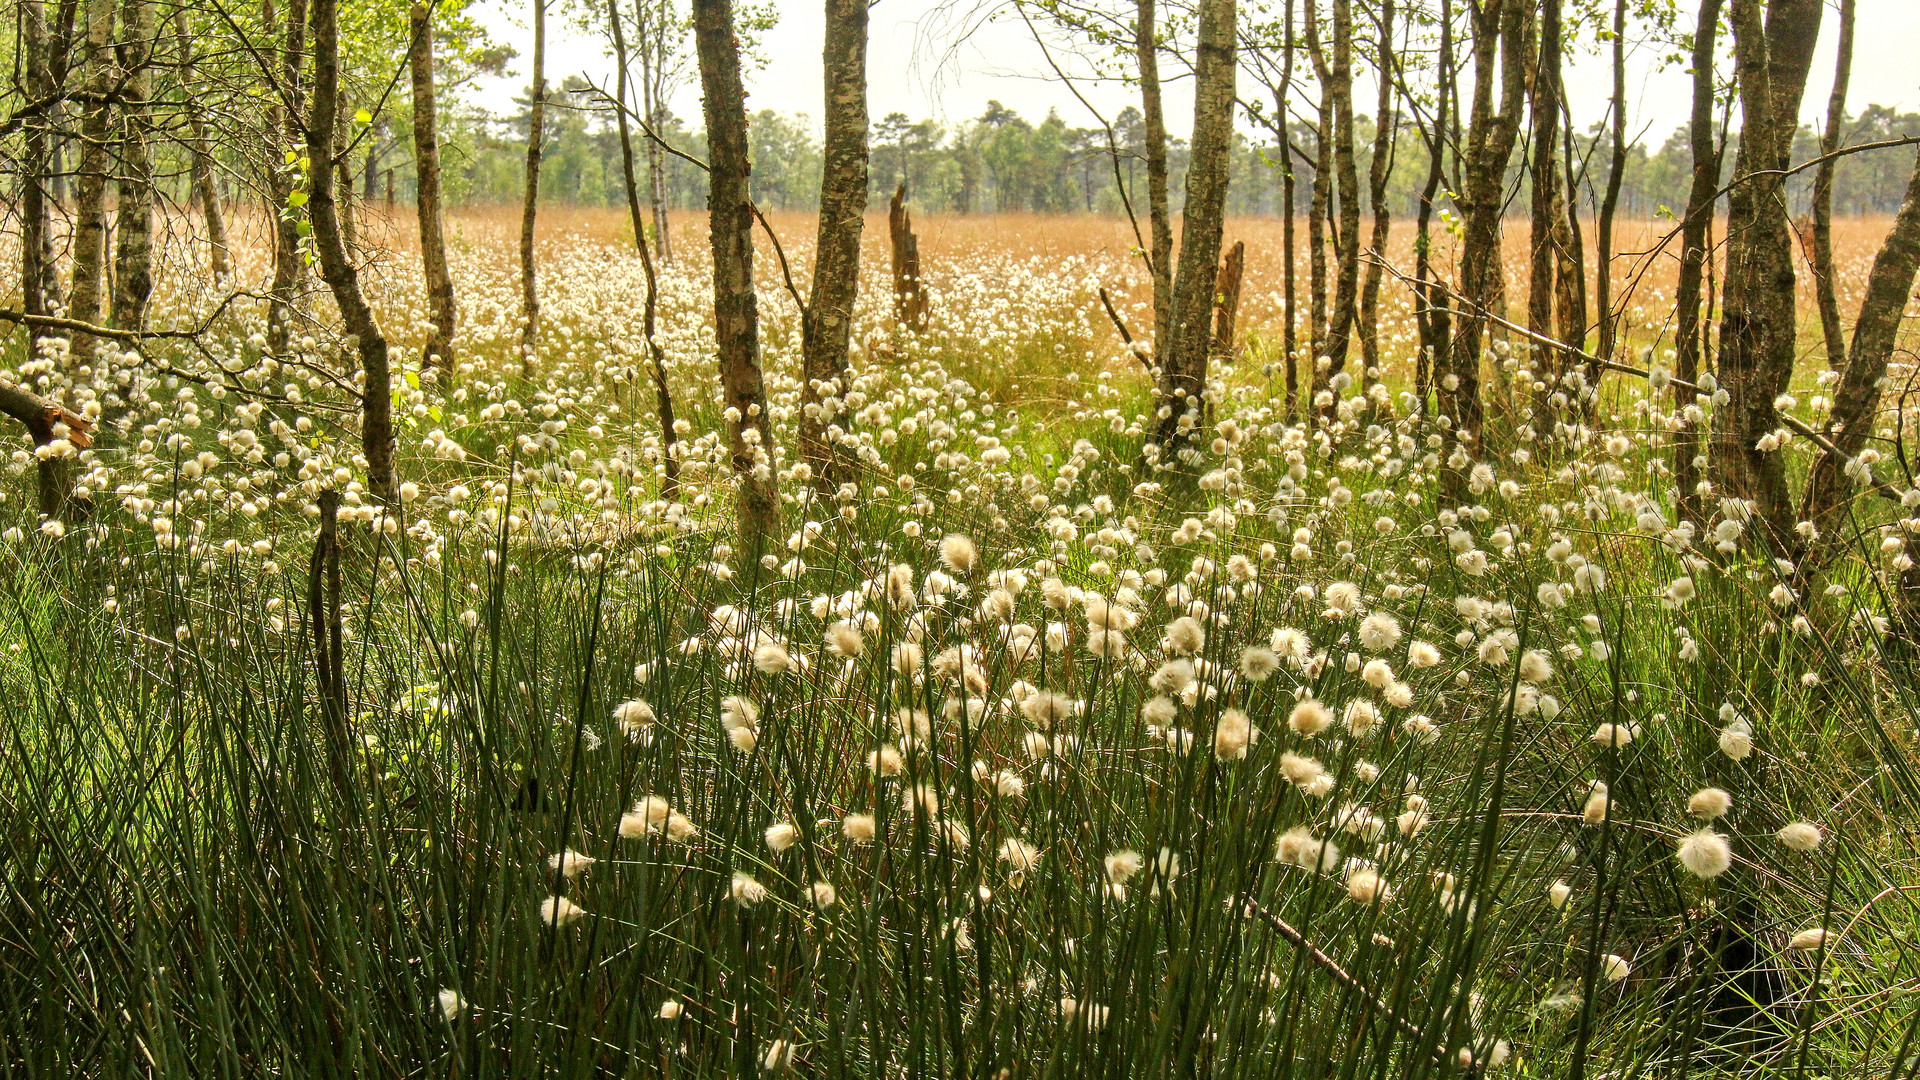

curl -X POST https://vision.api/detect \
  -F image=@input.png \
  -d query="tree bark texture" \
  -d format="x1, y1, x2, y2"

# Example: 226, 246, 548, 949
1713, 0, 1821, 537
1443, 0, 1525, 499
1136, 0, 1173, 356
268, 0, 307, 355
1357, 0, 1394, 393
1150, 0, 1235, 458
799, 0, 868, 480
520, 0, 547, 362
307, 0, 395, 501
67, 0, 116, 355
1810, 0, 1854, 371
1800, 147, 1920, 561
692, 0, 780, 544
175, 9, 232, 278
888, 184, 928, 334
1673, 0, 1724, 527
410, 2, 457, 370
111, 0, 156, 332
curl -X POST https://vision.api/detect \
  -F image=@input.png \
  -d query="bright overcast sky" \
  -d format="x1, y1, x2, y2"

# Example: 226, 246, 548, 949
468, 0, 1920, 145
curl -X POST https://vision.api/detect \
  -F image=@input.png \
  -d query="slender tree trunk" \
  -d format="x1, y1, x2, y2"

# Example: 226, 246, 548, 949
1412, 0, 1451, 416
268, 0, 307, 355
1307, 0, 1330, 376
1673, 0, 1724, 528
520, 0, 547, 367
1357, 0, 1394, 399
1443, 0, 1525, 501
1280, 0, 1298, 421
800, 0, 868, 481
308, 0, 395, 501
66, 0, 115, 355
336, 144, 357, 252
1593, 0, 1627, 381
175, 10, 231, 278
1553, 136, 1587, 350
638, 0, 673, 263
1527, 0, 1562, 422
1810, 0, 1853, 371
1309, 120, 1330, 372
1136, 0, 1173, 356
692, 0, 779, 545
111, 0, 156, 332
1148, 0, 1235, 460
410, 3, 457, 370
605, 0, 679, 492
1317, 0, 1361, 403
1713, 0, 1822, 537
21, 0, 58, 320
1801, 147, 1920, 567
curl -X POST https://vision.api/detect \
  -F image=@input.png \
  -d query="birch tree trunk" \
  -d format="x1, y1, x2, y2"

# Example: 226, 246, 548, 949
799, 0, 868, 481
67, 0, 116, 355
1411, 0, 1451, 415
1320, 0, 1361, 399
410, 2, 457, 370
1593, 0, 1627, 376
1148, 0, 1234, 461
307, 0, 395, 501
268, 0, 307, 355
1810, 0, 1854, 371
1672, 0, 1724, 528
1442, 0, 1525, 501
1527, 0, 1562, 402
693, 0, 780, 546
1713, 0, 1821, 537
520, 0, 548, 367
1135, 0, 1173, 355
1280, 0, 1298, 421
111, 0, 156, 332
20, 0, 59, 320
176, 9, 231, 278
1800, 147, 1920, 563
1356, 0, 1394, 399
605, 0, 679, 493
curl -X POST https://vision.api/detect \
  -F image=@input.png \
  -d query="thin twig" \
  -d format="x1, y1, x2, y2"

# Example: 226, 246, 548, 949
751, 205, 807, 315
1244, 897, 1444, 1064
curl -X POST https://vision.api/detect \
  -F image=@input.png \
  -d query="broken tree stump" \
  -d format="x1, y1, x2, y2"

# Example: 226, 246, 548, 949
889, 183, 929, 334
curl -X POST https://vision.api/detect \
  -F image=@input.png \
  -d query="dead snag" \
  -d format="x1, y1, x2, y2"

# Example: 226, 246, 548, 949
889, 184, 928, 334
1213, 240, 1246, 358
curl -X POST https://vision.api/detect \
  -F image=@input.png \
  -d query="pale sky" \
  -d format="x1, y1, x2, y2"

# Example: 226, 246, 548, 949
468, 0, 1920, 147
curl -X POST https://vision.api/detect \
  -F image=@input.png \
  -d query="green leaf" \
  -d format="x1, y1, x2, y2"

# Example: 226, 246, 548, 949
287, 191, 308, 208
405, 371, 420, 390
355, 108, 373, 124
428, 405, 442, 423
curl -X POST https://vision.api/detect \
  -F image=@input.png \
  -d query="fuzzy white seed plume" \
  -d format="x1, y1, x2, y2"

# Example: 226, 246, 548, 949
1676, 830, 1732, 878
1777, 822, 1823, 852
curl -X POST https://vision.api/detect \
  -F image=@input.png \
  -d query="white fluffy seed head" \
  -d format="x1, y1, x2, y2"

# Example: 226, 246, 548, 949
1777, 822, 1823, 852
1687, 788, 1733, 820
1676, 829, 1732, 879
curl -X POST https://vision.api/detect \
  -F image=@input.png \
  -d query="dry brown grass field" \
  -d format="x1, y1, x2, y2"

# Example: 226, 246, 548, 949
363, 203, 1904, 369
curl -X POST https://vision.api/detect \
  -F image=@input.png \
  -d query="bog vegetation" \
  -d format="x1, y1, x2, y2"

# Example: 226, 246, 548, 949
1, 0, 1920, 1076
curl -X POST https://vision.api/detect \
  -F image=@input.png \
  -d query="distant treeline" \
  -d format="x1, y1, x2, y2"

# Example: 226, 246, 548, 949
430, 84, 1920, 220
